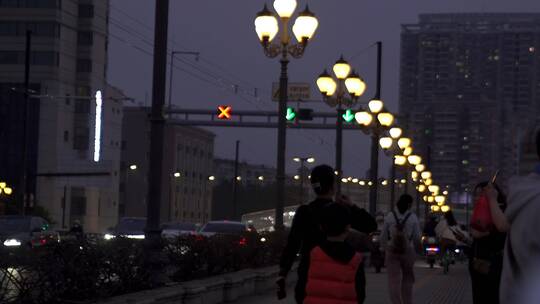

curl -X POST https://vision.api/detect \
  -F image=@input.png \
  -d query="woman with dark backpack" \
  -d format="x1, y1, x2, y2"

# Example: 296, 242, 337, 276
380, 194, 422, 304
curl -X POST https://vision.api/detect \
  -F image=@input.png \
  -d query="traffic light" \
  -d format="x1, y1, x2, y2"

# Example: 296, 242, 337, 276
342, 109, 355, 123
218, 106, 232, 120
297, 108, 313, 121
286, 108, 314, 121
286, 107, 296, 121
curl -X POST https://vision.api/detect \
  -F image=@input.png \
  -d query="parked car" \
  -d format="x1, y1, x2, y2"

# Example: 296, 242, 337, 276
198, 221, 249, 237
104, 217, 146, 240
161, 222, 198, 239
0, 215, 59, 248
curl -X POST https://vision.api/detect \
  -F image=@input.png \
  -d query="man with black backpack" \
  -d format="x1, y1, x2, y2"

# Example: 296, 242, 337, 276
380, 194, 422, 304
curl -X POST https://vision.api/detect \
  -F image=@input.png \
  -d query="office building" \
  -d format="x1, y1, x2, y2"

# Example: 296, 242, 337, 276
400, 13, 540, 194
120, 107, 215, 225
0, 0, 124, 232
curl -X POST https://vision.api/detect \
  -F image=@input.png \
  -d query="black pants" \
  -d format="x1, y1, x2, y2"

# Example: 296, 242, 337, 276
469, 256, 503, 304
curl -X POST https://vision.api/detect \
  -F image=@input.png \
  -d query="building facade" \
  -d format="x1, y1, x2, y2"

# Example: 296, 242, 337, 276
400, 13, 540, 195
0, 0, 123, 232
120, 107, 215, 225
213, 158, 277, 185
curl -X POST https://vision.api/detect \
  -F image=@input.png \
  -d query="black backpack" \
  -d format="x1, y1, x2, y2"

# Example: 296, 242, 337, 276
389, 211, 412, 254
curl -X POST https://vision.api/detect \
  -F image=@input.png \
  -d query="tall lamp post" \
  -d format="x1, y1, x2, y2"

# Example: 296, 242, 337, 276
293, 156, 315, 205
254, 0, 319, 230
355, 100, 395, 215
378, 127, 403, 209
316, 56, 366, 195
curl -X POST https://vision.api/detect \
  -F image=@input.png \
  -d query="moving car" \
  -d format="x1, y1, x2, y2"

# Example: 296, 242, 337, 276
0, 215, 59, 248
161, 222, 198, 239
104, 217, 146, 240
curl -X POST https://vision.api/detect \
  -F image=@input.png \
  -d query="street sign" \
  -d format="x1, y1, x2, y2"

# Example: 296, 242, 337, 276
217, 106, 232, 119
272, 82, 311, 101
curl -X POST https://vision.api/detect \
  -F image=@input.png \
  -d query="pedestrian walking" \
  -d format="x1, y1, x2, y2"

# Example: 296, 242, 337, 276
468, 181, 509, 304
500, 130, 540, 304
435, 210, 471, 257
380, 194, 422, 304
304, 203, 366, 304
277, 164, 377, 303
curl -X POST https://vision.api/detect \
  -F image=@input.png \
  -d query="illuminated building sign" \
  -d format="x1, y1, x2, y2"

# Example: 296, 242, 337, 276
93, 90, 102, 162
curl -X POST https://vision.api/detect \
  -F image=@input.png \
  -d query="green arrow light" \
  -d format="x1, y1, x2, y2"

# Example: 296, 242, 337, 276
342, 109, 355, 123
286, 107, 296, 121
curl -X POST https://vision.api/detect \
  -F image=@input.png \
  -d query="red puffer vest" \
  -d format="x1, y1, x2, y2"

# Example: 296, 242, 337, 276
304, 246, 362, 304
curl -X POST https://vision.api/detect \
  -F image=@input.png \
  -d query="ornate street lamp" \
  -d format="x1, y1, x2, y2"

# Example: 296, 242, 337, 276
255, 0, 318, 229
317, 56, 366, 194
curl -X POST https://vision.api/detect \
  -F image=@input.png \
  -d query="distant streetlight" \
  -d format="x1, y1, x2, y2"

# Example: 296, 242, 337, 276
397, 137, 411, 150
258, 176, 264, 181
208, 175, 215, 181
129, 164, 137, 170
0, 182, 13, 196
421, 171, 432, 180
173, 172, 181, 178
389, 127, 402, 139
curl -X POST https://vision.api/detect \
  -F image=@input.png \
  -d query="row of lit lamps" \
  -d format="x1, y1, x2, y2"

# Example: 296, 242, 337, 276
377, 127, 451, 213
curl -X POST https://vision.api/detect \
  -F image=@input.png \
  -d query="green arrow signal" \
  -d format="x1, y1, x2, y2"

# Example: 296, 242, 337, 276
286, 107, 296, 121
342, 109, 355, 123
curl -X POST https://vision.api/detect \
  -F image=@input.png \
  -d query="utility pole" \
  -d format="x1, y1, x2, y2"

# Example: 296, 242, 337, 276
20, 30, 31, 215
232, 140, 240, 220
146, 0, 168, 275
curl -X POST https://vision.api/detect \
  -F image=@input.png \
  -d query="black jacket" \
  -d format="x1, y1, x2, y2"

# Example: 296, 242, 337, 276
279, 198, 376, 302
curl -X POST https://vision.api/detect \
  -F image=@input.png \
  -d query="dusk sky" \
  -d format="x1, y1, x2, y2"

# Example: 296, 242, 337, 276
107, 0, 540, 178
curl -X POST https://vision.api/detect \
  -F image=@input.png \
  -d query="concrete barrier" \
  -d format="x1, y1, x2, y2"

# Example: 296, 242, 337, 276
95, 264, 297, 304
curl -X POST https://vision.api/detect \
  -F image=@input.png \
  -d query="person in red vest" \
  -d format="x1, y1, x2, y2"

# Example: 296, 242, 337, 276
304, 203, 366, 304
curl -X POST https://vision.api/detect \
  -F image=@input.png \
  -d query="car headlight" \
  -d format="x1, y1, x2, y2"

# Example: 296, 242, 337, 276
3, 239, 22, 247
104, 233, 115, 240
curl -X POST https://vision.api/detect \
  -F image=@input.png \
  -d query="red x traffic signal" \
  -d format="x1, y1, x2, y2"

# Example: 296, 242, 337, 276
218, 106, 232, 120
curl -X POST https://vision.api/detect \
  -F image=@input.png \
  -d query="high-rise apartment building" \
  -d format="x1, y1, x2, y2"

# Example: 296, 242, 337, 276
120, 107, 215, 225
400, 13, 540, 196
0, 0, 123, 232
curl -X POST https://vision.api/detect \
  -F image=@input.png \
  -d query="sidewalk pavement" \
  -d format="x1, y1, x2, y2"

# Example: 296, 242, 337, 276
235, 260, 473, 304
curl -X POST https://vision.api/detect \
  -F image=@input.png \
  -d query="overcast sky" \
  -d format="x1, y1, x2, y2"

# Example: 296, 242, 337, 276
107, 0, 540, 178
